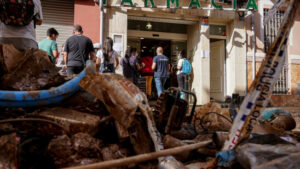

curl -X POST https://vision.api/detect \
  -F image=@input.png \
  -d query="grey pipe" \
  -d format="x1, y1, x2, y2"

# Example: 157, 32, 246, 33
245, 24, 248, 95
99, 0, 104, 45
251, 11, 256, 81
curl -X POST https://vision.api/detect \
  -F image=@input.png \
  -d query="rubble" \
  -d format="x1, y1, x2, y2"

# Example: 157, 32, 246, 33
194, 102, 232, 132
48, 133, 104, 168
30, 107, 102, 135
0, 133, 19, 169
78, 74, 159, 155
163, 135, 189, 161
72, 133, 103, 158
259, 109, 296, 130
184, 158, 216, 169
0, 41, 298, 169
0, 44, 65, 91
236, 143, 300, 169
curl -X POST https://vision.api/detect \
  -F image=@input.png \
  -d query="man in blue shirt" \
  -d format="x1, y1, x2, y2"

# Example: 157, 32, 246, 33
152, 47, 170, 97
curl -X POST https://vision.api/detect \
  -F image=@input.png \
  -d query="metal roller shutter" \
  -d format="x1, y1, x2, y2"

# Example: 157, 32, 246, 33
36, 0, 74, 50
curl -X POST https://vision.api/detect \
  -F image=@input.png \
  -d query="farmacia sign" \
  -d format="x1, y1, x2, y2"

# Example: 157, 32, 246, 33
103, 0, 258, 10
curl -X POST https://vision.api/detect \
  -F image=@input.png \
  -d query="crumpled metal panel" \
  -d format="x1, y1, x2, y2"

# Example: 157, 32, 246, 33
33, 107, 101, 135
79, 74, 144, 130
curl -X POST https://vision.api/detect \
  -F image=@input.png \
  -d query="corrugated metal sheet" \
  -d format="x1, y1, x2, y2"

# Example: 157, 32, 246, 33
36, 0, 74, 49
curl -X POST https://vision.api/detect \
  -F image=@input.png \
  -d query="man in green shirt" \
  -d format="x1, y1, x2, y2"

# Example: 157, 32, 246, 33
38, 28, 59, 64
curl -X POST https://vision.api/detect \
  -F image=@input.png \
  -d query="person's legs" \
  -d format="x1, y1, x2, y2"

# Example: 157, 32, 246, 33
177, 73, 184, 89
183, 74, 189, 100
67, 66, 76, 76
161, 77, 167, 90
67, 66, 84, 76
154, 77, 163, 97
177, 73, 185, 99
146, 76, 153, 96
74, 66, 84, 74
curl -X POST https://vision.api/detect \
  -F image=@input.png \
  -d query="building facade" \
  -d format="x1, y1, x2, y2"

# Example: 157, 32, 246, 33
36, 0, 300, 106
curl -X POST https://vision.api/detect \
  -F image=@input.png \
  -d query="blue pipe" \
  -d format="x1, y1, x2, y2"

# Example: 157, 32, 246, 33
0, 61, 95, 107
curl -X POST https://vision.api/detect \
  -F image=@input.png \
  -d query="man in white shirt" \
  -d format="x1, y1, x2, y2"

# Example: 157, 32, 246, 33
0, 0, 43, 51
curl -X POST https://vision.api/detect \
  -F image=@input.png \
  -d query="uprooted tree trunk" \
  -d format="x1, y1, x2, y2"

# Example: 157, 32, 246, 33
79, 74, 184, 168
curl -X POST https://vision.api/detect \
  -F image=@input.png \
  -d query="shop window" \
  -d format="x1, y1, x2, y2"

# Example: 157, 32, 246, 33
264, 9, 289, 94
210, 25, 226, 36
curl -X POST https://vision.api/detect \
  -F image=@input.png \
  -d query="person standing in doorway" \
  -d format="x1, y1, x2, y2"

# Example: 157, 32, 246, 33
120, 47, 140, 84
152, 47, 170, 97
96, 37, 119, 73
38, 28, 59, 64
177, 50, 191, 99
140, 54, 154, 98
63, 25, 95, 76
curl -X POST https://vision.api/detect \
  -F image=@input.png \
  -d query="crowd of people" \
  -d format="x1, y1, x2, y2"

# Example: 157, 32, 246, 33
0, 0, 192, 98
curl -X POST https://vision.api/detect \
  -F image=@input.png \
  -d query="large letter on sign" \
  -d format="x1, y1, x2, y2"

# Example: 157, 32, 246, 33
167, 0, 179, 8
211, 0, 222, 9
145, 0, 155, 7
232, 0, 236, 9
246, 0, 258, 10
189, 0, 201, 8
121, 0, 133, 6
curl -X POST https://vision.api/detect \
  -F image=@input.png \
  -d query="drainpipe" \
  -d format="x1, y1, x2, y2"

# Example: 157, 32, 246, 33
99, 0, 104, 45
245, 25, 248, 95
251, 11, 256, 81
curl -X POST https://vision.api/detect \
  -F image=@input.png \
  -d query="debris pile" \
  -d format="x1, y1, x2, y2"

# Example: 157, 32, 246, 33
0, 46, 299, 169
0, 1, 300, 166
0, 44, 65, 91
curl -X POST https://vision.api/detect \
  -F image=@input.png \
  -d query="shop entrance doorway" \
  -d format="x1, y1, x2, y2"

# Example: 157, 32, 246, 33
128, 37, 187, 99
140, 38, 171, 59
210, 39, 226, 102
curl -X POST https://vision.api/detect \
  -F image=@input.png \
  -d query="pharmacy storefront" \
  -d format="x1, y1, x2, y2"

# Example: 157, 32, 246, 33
99, 0, 257, 105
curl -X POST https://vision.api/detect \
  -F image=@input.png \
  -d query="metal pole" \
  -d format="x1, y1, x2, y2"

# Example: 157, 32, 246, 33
251, 11, 256, 81
99, 0, 104, 45
245, 25, 248, 95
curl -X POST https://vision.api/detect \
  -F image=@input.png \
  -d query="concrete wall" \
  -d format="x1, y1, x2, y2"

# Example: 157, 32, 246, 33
288, 6, 300, 56
187, 21, 210, 105
226, 17, 247, 97
74, 0, 100, 43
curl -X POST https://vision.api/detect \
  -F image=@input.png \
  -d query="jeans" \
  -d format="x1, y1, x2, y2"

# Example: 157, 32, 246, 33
177, 73, 189, 100
154, 77, 167, 97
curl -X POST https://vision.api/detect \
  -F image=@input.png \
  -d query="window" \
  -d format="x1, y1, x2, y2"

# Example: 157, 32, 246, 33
210, 25, 226, 36
264, 9, 289, 94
